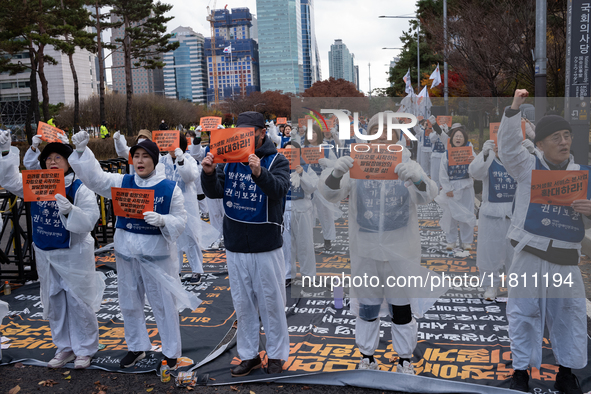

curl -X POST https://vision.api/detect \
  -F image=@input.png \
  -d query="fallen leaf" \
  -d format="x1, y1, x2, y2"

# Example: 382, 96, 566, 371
210, 378, 216, 381
231, 386, 239, 391
8, 385, 20, 394
302, 387, 310, 390
94, 381, 101, 385
147, 389, 154, 393
14, 363, 25, 369
38, 381, 45, 386
64, 375, 71, 380
250, 391, 256, 394
187, 388, 194, 392
98, 391, 106, 394
111, 376, 118, 380
38, 380, 58, 387
62, 371, 70, 376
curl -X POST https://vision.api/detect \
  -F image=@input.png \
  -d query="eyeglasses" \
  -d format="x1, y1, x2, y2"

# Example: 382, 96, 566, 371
45, 155, 64, 163
548, 132, 572, 144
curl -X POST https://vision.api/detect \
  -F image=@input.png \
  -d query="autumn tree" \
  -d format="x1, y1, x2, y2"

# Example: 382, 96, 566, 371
303, 77, 364, 98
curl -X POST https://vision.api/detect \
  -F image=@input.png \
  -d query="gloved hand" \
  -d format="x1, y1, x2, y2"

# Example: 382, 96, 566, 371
196, 125, 202, 132
395, 160, 422, 183
193, 136, 202, 146
318, 158, 330, 168
0, 130, 11, 153
524, 118, 536, 140
71, 131, 89, 153
332, 156, 354, 178
143, 211, 165, 227
522, 139, 535, 154
217, 124, 225, 129
58, 132, 69, 145
429, 115, 437, 125
290, 171, 301, 189
54, 193, 73, 216
113, 131, 122, 141
174, 148, 184, 163
32, 135, 43, 150
481, 140, 495, 156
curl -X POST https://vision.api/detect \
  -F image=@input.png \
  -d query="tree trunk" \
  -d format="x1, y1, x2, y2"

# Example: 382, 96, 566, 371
37, 43, 50, 121
27, 42, 40, 143
69, 53, 79, 133
95, 2, 106, 127
123, 15, 133, 135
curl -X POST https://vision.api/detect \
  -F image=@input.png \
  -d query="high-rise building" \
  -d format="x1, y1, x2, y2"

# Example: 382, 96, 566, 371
389, 57, 400, 87
162, 27, 207, 104
300, 0, 321, 90
204, 7, 260, 103
110, 14, 164, 95
328, 39, 355, 84
256, 0, 303, 94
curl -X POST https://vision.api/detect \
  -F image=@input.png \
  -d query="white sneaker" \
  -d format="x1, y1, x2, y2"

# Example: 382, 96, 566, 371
462, 243, 472, 250
446, 243, 455, 250
396, 360, 415, 375
358, 357, 379, 370
47, 351, 75, 368
483, 286, 498, 301
74, 355, 92, 369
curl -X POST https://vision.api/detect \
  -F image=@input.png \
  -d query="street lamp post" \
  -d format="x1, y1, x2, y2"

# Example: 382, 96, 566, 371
379, 15, 420, 91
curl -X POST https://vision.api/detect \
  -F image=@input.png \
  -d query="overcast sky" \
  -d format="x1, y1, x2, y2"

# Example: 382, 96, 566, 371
106, 0, 419, 94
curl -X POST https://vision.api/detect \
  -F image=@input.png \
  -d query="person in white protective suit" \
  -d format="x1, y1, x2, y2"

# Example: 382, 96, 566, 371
318, 113, 447, 374
200, 111, 290, 377
468, 139, 534, 301
160, 132, 218, 284
185, 129, 209, 218
415, 119, 433, 176
68, 132, 199, 371
428, 115, 448, 188
189, 125, 226, 249
112, 129, 152, 174
0, 131, 105, 370
500, 90, 590, 394
281, 141, 319, 287
436, 124, 476, 250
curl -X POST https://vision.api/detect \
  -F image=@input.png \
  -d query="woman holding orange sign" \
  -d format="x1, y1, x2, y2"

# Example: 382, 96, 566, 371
0, 131, 104, 370
436, 124, 477, 251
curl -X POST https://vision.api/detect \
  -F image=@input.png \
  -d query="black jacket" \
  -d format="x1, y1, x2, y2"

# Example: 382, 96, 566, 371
201, 135, 290, 253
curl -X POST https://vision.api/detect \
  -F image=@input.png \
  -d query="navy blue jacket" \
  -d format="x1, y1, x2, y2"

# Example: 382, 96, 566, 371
201, 135, 290, 253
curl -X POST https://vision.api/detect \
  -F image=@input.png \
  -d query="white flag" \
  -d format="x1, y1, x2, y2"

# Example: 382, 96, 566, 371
223, 46, 232, 54
429, 64, 442, 89
417, 86, 427, 106
402, 68, 413, 94
417, 86, 432, 117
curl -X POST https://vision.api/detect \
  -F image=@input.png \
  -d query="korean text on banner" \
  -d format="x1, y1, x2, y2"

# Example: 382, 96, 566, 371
349, 143, 402, 180
300, 147, 323, 164
209, 127, 255, 163
490, 121, 526, 145
152, 130, 179, 152
278, 148, 300, 170
276, 117, 288, 125
436, 116, 453, 128
22, 169, 66, 202
37, 122, 66, 143
111, 187, 155, 219
448, 146, 474, 166
200, 117, 222, 131
530, 170, 589, 206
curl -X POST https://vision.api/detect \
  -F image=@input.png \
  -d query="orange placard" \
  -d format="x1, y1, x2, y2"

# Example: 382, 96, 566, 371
301, 147, 324, 164
37, 122, 66, 143
22, 169, 66, 202
448, 146, 474, 166
349, 143, 402, 180
437, 116, 453, 128
111, 187, 155, 219
278, 148, 300, 170
530, 170, 589, 206
209, 127, 255, 163
490, 121, 526, 145
152, 130, 179, 152
298, 118, 306, 128
128, 151, 133, 164
200, 116, 222, 131
276, 117, 288, 125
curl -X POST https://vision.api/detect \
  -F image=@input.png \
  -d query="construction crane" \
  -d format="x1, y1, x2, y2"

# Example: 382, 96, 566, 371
206, 1, 219, 106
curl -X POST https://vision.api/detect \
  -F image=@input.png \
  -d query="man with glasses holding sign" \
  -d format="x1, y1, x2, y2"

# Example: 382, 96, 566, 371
499, 89, 591, 393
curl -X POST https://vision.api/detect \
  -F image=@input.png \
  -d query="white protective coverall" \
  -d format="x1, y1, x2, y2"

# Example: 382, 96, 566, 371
311, 144, 341, 244
436, 144, 476, 246
318, 147, 447, 359
284, 165, 319, 279
68, 147, 200, 359
189, 143, 224, 235
160, 153, 219, 273
498, 112, 588, 371
0, 146, 105, 357
415, 125, 432, 176
468, 151, 515, 286
429, 128, 448, 188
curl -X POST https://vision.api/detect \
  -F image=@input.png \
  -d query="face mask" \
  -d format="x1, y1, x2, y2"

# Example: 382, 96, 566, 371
138, 138, 147, 143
